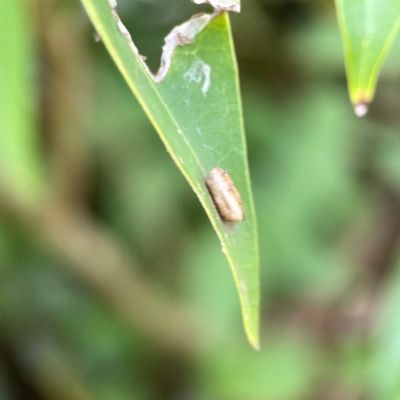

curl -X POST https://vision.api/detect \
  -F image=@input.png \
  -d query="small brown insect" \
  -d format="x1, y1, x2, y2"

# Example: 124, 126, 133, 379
205, 167, 244, 222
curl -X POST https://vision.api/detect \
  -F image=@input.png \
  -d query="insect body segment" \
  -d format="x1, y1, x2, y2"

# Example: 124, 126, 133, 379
205, 167, 244, 223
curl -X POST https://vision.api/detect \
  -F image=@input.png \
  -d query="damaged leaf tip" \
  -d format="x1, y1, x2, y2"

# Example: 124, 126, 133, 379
193, 0, 240, 13
108, 4, 219, 84
107, 0, 117, 8
156, 12, 216, 81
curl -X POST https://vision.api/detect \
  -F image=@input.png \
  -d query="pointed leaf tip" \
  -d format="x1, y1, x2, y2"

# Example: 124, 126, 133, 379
335, 0, 400, 110
253, 342, 260, 351
354, 102, 368, 117
246, 327, 260, 350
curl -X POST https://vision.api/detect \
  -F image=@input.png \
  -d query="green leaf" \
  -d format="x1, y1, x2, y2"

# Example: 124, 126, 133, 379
335, 0, 400, 115
80, 1, 259, 348
0, 0, 44, 199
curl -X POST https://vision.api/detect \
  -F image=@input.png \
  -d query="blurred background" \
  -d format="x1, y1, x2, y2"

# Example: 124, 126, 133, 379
2, 0, 400, 399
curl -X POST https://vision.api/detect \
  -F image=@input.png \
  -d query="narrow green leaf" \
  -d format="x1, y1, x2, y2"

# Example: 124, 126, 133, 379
335, 0, 400, 115
0, 0, 44, 199
80, 1, 259, 348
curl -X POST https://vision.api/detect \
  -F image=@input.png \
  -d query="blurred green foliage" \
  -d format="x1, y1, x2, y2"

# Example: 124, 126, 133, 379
1, 0, 400, 399
0, 0, 44, 199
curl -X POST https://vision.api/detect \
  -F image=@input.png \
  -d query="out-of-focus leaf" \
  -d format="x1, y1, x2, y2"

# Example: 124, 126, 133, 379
372, 255, 400, 400
200, 334, 318, 400
0, 0, 44, 199
247, 86, 362, 296
286, 15, 344, 76
182, 224, 243, 345
335, 0, 400, 115
79, 1, 259, 347
375, 126, 400, 193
